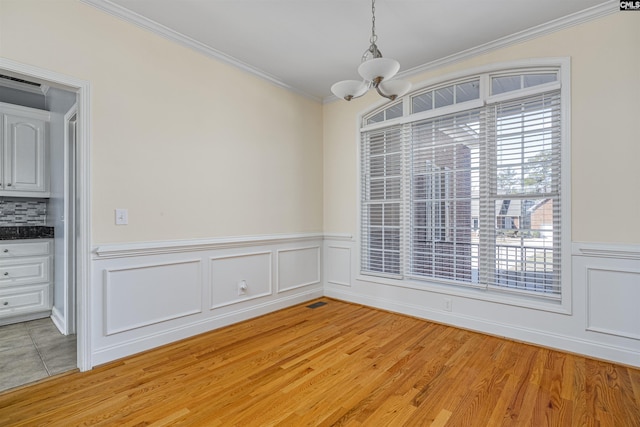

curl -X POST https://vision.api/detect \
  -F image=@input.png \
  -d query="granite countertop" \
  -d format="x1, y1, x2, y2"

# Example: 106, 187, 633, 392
0, 226, 54, 240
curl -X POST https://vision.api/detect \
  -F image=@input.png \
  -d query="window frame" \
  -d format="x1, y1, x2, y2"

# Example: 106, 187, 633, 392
356, 58, 572, 314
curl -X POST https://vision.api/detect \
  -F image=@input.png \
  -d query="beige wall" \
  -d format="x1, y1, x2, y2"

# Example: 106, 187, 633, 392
323, 12, 640, 245
0, 0, 324, 244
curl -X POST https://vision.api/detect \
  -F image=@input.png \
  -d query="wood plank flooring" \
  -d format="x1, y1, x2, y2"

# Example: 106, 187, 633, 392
1, 298, 639, 426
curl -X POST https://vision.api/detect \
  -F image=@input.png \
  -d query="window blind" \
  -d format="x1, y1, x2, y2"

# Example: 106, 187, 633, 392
485, 90, 562, 296
408, 108, 485, 287
361, 126, 403, 276
360, 84, 563, 299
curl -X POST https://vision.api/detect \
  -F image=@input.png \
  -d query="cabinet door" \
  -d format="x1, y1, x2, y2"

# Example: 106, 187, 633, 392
2, 114, 47, 193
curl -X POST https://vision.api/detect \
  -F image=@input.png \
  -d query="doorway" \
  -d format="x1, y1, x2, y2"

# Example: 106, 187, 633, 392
0, 58, 91, 378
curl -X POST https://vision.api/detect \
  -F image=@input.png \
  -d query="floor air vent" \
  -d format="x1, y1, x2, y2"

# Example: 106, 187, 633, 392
306, 301, 327, 309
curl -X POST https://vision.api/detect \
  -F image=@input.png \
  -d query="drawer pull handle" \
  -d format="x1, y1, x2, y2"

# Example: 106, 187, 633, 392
2, 249, 7, 253
6, 183, 11, 187
3, 272, 8, 276
3, 302, 7, 306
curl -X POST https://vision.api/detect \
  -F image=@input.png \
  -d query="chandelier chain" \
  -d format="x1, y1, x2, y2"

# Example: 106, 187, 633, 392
370, 0, 377, 44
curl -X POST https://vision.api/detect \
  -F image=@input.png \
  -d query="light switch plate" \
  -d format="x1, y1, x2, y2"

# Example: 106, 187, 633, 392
115, 208, 128, 225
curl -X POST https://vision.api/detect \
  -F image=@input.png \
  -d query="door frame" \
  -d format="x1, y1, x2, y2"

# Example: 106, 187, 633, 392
0, 58, 92, 371
63, 105, 78, 336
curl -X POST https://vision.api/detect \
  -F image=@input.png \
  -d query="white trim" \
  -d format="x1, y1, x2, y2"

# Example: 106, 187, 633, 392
80, 0, 615, 105
276, 246, 322, 292
62, 104, 78, 336
91, 288, 322, 366
325, 245, 352, 287
585, 266, 640, 341
322, 233, 354, 242
356, 57, 572, 313
93, 232, 324, 259
354, 273, 570, 315
208, 251, 274, 309
325, 2, 616, 103
80, 0, 320, 102
103, 259, 203, 335
324, 287, 640, 368
0, 58, 93, 372
50, 306, 65, 335
573, 242, 640, 260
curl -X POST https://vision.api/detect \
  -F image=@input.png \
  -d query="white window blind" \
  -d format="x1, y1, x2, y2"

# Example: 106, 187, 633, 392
408, 108, 484, 287
361, 126, 403, 276
486, 90, 562, 296
361, 85, 563, 299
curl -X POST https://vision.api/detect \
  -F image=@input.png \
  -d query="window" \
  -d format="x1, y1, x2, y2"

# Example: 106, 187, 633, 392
360, 66, 565, 300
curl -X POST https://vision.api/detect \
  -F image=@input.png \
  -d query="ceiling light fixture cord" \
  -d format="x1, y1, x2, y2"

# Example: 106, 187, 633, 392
331, 0, 411, 102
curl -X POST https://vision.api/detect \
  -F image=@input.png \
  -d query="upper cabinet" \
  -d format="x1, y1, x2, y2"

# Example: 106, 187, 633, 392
0, 103, 50, 198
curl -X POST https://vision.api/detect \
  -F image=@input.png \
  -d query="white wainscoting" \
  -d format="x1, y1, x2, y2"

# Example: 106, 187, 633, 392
210, 252, 272, 309
91, 234, 323, 366
324, 236, 640, 367
104, 259, 202, 335
325, 241, 352, 287
574, 242, 640, 343
277, 246, 321, 292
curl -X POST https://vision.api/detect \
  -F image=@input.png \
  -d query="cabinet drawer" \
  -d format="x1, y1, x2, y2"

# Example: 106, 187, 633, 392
0, 256, 50, 286
0, 284, 50, 316
0, 241, 51, 258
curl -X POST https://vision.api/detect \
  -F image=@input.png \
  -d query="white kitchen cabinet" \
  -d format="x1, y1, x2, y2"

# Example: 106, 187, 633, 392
0, 102, 50, 197
0, 239, 53, 324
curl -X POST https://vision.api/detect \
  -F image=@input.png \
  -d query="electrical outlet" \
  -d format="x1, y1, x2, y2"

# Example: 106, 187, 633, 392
238, 280, 247, 296
444, 298, 452, 312
115, 208, 128, 225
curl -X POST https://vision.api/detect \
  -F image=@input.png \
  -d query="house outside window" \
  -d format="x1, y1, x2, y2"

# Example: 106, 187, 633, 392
360, 62, 568, 304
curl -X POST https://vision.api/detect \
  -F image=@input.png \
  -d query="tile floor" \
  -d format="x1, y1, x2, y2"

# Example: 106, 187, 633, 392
0, 318, 77, 393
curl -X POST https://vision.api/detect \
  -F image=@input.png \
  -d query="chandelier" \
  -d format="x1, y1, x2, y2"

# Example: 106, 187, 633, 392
331, 0, 411, 102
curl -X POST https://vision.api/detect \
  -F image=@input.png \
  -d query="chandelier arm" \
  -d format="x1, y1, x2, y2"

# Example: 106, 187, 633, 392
375, 84, 397, 101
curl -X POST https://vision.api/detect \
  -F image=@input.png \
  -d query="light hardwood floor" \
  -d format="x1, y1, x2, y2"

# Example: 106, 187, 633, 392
1, 298, 639, 426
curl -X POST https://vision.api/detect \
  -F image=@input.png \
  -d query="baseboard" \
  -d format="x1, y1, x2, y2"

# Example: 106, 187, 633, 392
50, 306, 66, 335
91, 289, 322, 366
325, 288, 640, 368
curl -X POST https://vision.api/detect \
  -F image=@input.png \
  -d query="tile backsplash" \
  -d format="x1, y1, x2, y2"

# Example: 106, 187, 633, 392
0, 199, 47, 225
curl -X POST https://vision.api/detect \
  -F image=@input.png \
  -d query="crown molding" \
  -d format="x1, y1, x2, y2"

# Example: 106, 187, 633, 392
80, 0, 616, 105
324, 1, 618, 103
80, 0, 321, 102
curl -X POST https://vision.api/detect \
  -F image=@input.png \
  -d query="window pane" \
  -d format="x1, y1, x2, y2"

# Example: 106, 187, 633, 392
489, 91, 561, 296
409, 109, 481, 284
367, 111, 384, 125
523, 73, 557, 88
386, 103, 403, 120
412, 92, 433, 114
492, 76, 521, 95
434, 86, 454, 108
456, 81, 480, 103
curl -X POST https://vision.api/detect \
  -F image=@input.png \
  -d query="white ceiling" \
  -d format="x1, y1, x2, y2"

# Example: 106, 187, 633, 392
87, 0, 613, 101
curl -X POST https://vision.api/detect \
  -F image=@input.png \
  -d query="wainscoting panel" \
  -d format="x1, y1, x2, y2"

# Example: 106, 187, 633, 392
91, 234, 323, 366
586, 268, 640, 340
104, 260, 202, 335
326, 245, 351, 287
210, 252, 272, 309
277, 246, 320, 292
